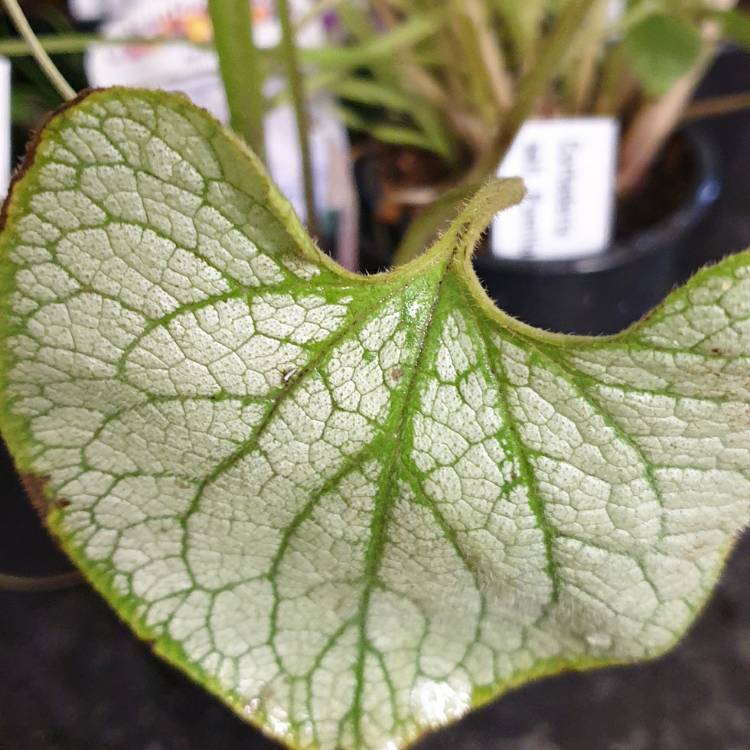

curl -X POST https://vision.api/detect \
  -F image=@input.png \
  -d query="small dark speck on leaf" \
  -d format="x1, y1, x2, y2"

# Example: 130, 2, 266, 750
390, 367, 403, 382
711, 347, 722, 355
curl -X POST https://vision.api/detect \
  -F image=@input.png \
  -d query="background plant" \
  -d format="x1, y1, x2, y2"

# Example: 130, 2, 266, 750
316, 0, 750, 256
5, 2, 750, 209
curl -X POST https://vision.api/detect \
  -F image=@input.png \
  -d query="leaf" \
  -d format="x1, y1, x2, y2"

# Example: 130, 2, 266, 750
1, 88, 749, 750
302, 12, 446, 70
624, 13, 703, 97
716, 8, 750, 51
336, 103, 448, 157
329, 77, 456, 161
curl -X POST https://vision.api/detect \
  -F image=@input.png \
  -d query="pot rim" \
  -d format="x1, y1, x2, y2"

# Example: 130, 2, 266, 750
474, 125, 721, 276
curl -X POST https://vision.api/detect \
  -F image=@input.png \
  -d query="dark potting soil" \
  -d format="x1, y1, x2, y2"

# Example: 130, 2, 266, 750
614, 132, 696, 243
3, 50, 750, 750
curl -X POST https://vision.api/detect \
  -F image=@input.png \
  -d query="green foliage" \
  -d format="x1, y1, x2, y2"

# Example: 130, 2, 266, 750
624, 13, 703, 96
312, 0, 750, 262
716, 8, 750, 51
1, 88, 749, 750
322, 1, 749, 199
208, 0, 266, 159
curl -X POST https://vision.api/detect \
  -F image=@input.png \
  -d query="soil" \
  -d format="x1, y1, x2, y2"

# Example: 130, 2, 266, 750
354, 141, 461, 273
614, 132, 697, 242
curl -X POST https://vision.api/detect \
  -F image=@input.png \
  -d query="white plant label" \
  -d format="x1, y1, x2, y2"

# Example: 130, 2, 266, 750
85, 0, 351, 228
68, 0, 119, 21
492, 118, 619, 260
608, 0, 626, 24
0, 57, 9, 199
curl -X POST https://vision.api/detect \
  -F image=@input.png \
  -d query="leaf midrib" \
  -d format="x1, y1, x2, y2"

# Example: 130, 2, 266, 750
176, 278, 414, 558
347, 256, 452, 748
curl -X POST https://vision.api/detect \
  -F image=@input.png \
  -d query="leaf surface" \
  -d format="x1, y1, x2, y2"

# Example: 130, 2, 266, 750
1, 89, 749, 750
624, 13, 703, 96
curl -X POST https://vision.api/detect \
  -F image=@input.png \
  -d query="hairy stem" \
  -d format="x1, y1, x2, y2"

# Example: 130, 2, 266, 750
207, 0, 266, 160
0, 34, 210, 57
392, 182, 479, 266
2, 0, 75, 100
277, 0, 319, 238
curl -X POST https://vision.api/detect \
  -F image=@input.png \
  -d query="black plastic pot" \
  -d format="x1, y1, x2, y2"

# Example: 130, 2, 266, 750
474, 126, 721, 336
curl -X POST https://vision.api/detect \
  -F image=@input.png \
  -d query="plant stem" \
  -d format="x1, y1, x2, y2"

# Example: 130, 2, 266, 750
463, 0, 513, 112
392, 182, 479, 266
2, 0, 75, 100
468, 0, 599, 182
0, 34, 208, 57
0, 571, 82, 592
276, 0, 319, 238
0, 32, 96, 56
616, 54, 709, 197
207, 0, 266, 160
564, 0, 608, 113
594, 44, 635, 115
491, 0, 547, 74
682, 91, 750, 121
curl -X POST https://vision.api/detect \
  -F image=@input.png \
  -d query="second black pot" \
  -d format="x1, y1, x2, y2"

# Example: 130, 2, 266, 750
474, 126, 721, 336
